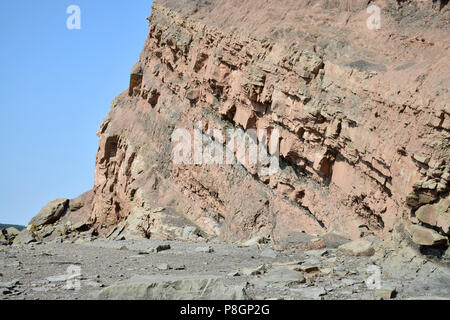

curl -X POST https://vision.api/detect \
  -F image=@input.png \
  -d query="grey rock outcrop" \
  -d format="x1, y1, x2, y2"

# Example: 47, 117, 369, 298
97, 275, 247, 300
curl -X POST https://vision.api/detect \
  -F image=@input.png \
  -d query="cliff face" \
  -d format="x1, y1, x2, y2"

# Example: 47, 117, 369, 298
32, 0, 450, 246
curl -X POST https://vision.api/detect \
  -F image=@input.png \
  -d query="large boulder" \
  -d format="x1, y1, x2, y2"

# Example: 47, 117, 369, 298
405, 223, 448, 247
257, 267, 306, 286
13, 229, 36, 245
1, 227, 20, 243
29, 199, 69, 227
338, 239, 376, 256
416, 198, 450, 235
96, 275, 247, 300
5, 227, 20, 236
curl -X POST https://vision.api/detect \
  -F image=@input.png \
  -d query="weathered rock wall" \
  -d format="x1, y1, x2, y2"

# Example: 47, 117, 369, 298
26, 0, 450, 247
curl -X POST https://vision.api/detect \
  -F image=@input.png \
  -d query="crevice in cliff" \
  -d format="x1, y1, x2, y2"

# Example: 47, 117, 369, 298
358, 158, 393, 196
349, 194, 385, 230
301, 204, 326, 230
104, 136, 120, 162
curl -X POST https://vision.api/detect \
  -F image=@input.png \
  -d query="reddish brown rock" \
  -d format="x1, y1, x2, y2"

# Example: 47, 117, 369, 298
31, 0, 450, 244
416, 197, 450, 235
405, 222, 448, 247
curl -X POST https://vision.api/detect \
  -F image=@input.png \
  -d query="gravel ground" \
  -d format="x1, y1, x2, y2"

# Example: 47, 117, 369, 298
0, 238, 449, 300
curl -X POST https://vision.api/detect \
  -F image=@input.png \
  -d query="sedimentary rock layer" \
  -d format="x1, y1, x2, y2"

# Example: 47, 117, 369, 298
28, 0, 450, 246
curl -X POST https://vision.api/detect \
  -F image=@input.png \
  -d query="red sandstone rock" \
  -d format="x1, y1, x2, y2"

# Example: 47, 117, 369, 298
416, 197, 450, 235
31, 0, 450, 245
405, 222, 448, 247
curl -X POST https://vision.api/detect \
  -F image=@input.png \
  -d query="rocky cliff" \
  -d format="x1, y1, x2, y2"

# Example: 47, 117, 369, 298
23, 0, 450, 251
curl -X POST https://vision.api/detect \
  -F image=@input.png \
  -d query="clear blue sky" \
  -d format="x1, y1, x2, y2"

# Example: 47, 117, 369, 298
0, 0, 154, 225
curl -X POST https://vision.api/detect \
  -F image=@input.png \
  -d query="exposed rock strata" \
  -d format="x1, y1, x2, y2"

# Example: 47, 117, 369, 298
27, 1, 450, 250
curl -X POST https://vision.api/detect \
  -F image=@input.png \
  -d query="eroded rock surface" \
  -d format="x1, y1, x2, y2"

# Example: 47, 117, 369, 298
16, 0, 450, 297
73, 0, 449, 245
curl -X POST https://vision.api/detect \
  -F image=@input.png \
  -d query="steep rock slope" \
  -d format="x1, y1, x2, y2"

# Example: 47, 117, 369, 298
28, 0, 450, 247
